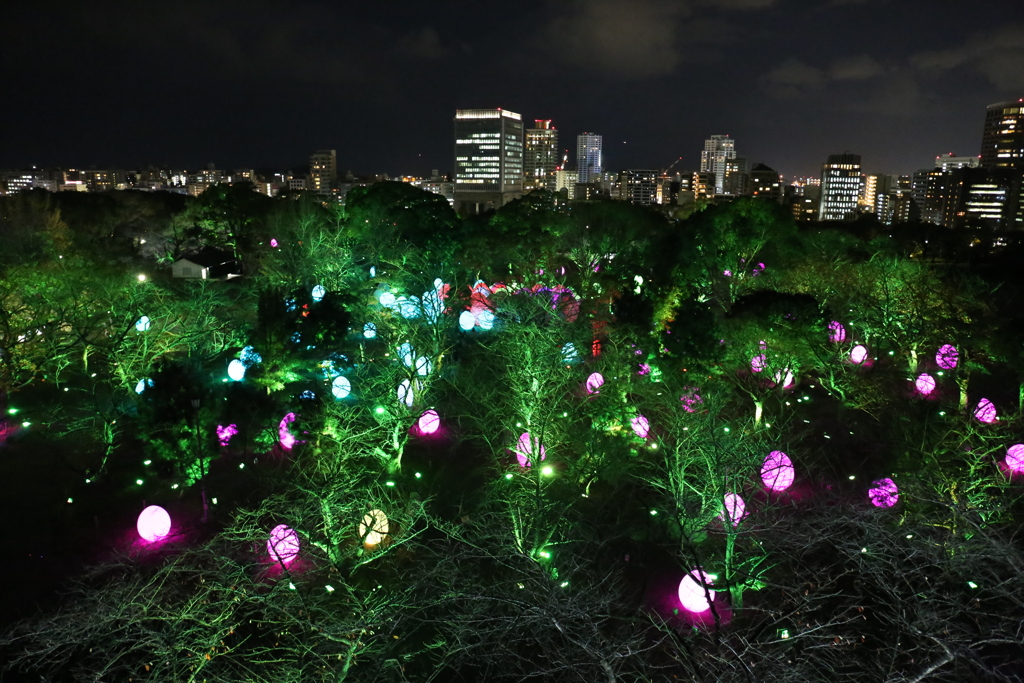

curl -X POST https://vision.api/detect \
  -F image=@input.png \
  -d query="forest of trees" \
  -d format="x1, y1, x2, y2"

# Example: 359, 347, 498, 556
1, 184, 1024, 682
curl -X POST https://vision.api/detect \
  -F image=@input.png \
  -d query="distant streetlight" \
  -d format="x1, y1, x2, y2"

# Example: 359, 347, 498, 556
137, 274, 147, 282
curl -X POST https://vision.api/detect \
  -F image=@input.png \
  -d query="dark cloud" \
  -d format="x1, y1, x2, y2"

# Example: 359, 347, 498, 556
912, 24, 1024, 92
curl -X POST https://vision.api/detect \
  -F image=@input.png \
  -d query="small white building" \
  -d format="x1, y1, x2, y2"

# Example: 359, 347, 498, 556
171, 258, 211, 279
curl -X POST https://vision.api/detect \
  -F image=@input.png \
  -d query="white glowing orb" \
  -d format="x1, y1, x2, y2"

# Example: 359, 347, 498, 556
311, 285, 326, 302
227, 359, 246, 381
379, 291, 396, 307
476, 309, 496, 330
363, 322, 376, 339
359, 509, 389, 546
331, 376, 352, 399
915, 373, 936, 395
418, 409, 440, 434
773, 368, 795, 388
585, 372, 604, 394
850, 345, 869, 365
678, 569, 716, 613
135, 378, 153, 394
1005, 444, 1024, 474
137, 505, 171, 542
398, 342, 415, 367
719, 493, 747, 527
135, 316, 151, 332
398, 379, 415, 407
415, 356, 432, 376
459, 310, 476, 331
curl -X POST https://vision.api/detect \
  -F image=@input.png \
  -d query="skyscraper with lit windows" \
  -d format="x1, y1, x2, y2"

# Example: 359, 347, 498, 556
700, 135, 736, 195
454, 108, 524, 214
309, 150, 337, 195
576, 133, 602, 184
525, 120, 559, 193
818, 153, 862, 221
981, 99, 1024, 170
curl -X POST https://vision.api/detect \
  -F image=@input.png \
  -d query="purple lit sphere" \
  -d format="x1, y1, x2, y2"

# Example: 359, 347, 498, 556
678, 569, 716, 613
418, 409, 440, 434
850, 345, 869, 365
279, 413, 297, 450
868, 477, 899, 508
137, 505, 171, 542
1005, 444, 1024, 474
270, 238, 279, 248
631, 415, 650, 439
773, 368, 795, 389
828, 321, 846, 343
514, 432, 546, 467
719, 493, 747, 528
936, 344, 959, 370
974, 398, 998, 424
216, 423, 238, 447
585, 372, 604, 394
750, 354, 766, 373
761, 450, 795, 492
268, 524, 300, 564
915, 373, 936, 396
680, 388, 703, 413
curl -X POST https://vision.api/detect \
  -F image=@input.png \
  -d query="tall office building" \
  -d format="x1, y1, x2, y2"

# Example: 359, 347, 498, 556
817, 153, 862, 221
576, 133, 602, 184
524, 120, 559, 193
454, 108, 524, 214
700, 135, 736, 195
749, 163, 783, 202
980, 99, 1024, 170
309, 150, 337, 194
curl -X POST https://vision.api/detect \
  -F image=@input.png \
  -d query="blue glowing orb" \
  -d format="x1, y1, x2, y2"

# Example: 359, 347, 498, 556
227, 359, 246, 381
311, 285, 326, 302
135, 316, 151, 332
332, 376, 352, 399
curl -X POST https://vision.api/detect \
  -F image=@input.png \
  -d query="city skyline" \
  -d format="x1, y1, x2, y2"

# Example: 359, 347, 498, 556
2, 1, 1023, 178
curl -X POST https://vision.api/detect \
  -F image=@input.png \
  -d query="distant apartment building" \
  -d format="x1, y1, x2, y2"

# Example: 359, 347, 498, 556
454, 108, 524, 214
981, 99, 1024, 170
619, 169, 658, 205
942, 167, 1024, 229
700, 135, 736, 195
555, 169, 577, 199
818, 153, 862, 221
310, 150, 337, 194
749, 164, 782, 202
524, 120, 559, 193
722, 156, 748, 196
576, 133, 602, 185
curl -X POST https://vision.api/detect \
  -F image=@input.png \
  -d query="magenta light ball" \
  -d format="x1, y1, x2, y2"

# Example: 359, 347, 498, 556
137, 505, 171, 542
678, 569, 716, 613
719, 493, 747, 528
631, 415, 650, 439
868, 477, 899, 508
974, 398, 998, 424
915, 373, 936, 395
514, 432, 546, 467
750, 353, 766, 373
828, 321, 846, 343
1005, 444, 1024, 474
585, 372, 604, 394
268, 524, 300, 564
936, 344, 959, 370
418, 409, 440, 434
279, 413, 298, 450
773, 368, 795, 389
850, 345, 869, 365
761, 450, 795, 492
680, 388, 703, 413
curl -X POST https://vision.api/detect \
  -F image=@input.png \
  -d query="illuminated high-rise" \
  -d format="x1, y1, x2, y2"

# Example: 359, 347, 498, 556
980, 99, 1024, 170
454, 108, 524, 214
700, 135, 736, 195
817, 153, 862, 221
309, 150, 337, 195
525, 120, 559, 193
576, 133, 602, 184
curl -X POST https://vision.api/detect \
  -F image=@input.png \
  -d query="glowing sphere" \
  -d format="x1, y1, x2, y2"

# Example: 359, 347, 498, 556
850, 345, 869, 365
398, 379, 415, 407
680, 388, 703, 413
761, 450, 795, 492
216, 423, 238, 446
631, 415, 650, 439
585, 372, 604, 394
135, 315, 151, 332
476, 309, 496, 330
459, 310, 476, 331
1005, 444, 1024, 474
415, 356, 432, 376
418, 409, 440, 434
359, 509, 389, 546
828, 321, 846, 343
136, 505, 171, 542
398, 343, 415, 367
678, 569, 716, 613
868, 477, 899, 508
773, 368, 795, 388
135, 378, 153, 394
915, 373, 936, 395
562, 343, 579, 364
240, 345, 262, 365
311, 285, 326, 302
719, 493, 747, 527
227, 359, 246, 381
974, 398, 997, 424
267, 524, 299, 564
379, 291, 396, 307
936, 344, 958, 370
514, 432, 546, 467
279, 413, 297, 450
363, 322, 376, 339
331, 376, 352, 399
270, 238, 279, 247
750, 354, 766, 373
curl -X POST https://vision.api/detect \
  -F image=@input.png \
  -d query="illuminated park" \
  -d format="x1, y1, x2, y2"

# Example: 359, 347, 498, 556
3, 185, 1024, 682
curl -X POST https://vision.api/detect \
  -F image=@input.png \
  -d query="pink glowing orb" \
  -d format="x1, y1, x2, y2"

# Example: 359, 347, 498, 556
773, 368, 795, 388
270, 238, 279, 248
974, 398, 997, 424
514, 432, 546, 467
680, 388, 703, 413
761, 450, 795, 492
936, 344, 958, 370
850, 345, 869, 365
868, 477, 899, 508
631, 415, 650, 439
914, 373, 936, 395
719, 493, 747, 527
137, 505, 171, 542
418, 409, 440, 434
678, 569, 716, 613
1005, 444, 1024, 474
216, 423, 238, 447
279, 413, 297, 450
268, 524, 300, 564
585, 372, 604, 394
750, 354, 766, 372
828, 321, 846, 343
638, 363, 650, 376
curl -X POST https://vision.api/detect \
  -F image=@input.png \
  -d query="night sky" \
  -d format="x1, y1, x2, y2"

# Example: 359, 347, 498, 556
3, 0, 1023, 178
